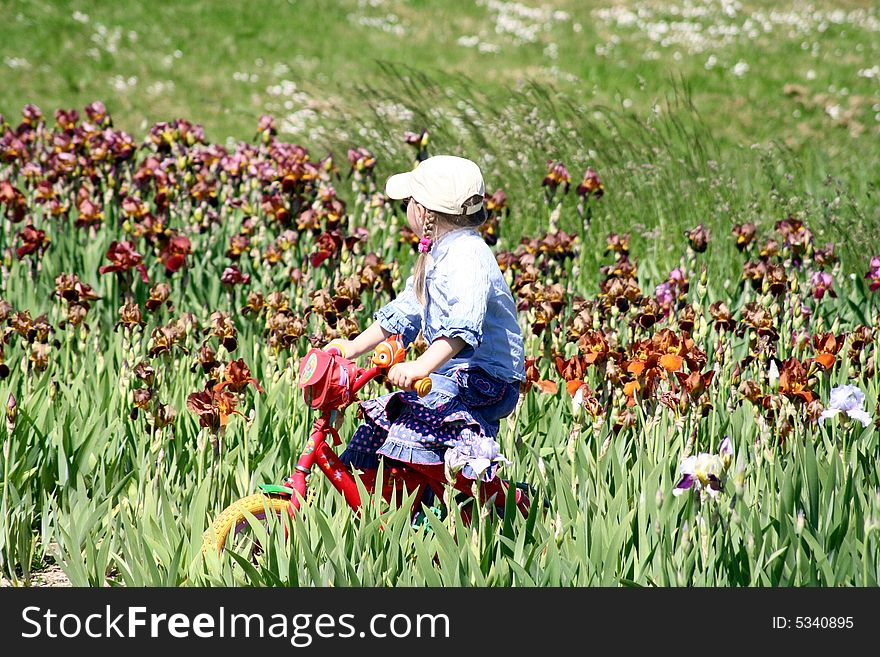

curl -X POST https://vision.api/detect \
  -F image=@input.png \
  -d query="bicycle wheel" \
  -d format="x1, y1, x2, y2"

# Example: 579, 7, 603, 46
202, 493, 291, 557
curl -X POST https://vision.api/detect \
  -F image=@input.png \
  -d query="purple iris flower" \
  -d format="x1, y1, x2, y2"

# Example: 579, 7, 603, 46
668, 268, 686, 284
865, 256, 880, 291
673, 436, 733, 498
810, 271, 834, 300
655, 282, 674, 309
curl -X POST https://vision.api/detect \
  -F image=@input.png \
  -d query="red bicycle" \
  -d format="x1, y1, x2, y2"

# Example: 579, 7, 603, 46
203, 335, 531, 556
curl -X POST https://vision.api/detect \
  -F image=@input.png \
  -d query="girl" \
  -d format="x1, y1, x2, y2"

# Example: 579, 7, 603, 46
328, 155, 525, 494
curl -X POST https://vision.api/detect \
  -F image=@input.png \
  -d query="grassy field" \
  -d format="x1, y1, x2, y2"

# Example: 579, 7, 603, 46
3, 0, 878, 149
4, 0, 877, 265
1, 0, 879, 586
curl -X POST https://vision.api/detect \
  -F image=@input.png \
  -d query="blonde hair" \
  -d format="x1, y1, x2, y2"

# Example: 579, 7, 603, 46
413, 195, 486, 305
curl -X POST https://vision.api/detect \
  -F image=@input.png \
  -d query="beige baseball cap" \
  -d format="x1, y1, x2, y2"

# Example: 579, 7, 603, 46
385, 155, 485, 216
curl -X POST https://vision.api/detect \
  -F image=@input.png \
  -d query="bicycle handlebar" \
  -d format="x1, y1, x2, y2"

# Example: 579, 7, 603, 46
325, 344, 432, 397
413, 377, 433, 396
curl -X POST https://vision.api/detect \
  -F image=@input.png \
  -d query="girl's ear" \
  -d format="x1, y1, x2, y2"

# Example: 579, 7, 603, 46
414, 203, 427, 230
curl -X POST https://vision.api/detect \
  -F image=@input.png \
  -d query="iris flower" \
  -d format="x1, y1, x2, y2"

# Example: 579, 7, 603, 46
810, 271, 835, 300
865, 256, 880, 291
445, 434, 510, 481
673, 437, 733, 498
819, 385, 873, 427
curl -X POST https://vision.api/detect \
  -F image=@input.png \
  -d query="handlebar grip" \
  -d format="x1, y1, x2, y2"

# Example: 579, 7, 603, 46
414, 377, 432, 397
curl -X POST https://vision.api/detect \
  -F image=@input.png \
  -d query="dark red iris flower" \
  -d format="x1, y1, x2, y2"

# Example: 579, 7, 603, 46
186, 388, 240, 432
0, 180, 28, 223
16, 224, 49, 260
159, 235, 192, 274
99, 240, 149, 283
309, 230, 344, 267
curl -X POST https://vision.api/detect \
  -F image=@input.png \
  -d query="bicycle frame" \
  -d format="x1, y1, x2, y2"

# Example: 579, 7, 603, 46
281, 362, 424, 516
264, 342, 529, 520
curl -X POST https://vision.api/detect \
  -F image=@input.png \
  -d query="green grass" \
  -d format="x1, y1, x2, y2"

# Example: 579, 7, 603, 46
2, 0, 878, 149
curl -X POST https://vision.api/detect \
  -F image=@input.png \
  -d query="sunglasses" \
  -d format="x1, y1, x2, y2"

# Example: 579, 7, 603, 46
399, 197, 413, 213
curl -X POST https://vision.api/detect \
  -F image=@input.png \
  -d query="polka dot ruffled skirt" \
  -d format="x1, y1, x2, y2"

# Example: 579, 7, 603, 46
340, 367, 520, 481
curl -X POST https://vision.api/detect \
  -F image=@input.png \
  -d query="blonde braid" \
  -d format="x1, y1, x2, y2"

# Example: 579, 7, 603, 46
413, 211, 436, 305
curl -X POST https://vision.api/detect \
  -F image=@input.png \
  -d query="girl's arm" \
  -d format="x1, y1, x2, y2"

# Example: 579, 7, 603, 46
330, 320, 392, 359
415, 336, 467, 373
387, 336, 467, 389
328, 274, 425, 359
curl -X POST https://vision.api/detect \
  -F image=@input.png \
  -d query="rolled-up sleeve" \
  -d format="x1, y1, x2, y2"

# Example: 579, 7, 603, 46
373, 275, 424, 345
434, 253, 488, 350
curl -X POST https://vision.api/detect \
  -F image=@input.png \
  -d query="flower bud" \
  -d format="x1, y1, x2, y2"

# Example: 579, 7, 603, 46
768, 360, 780, 391
5, 393, 17, 434
734, 467, 745, 497
598, 433, 612, 460
696, 315, 709, 342
571, 386, 585, 421
680, 521, 690, 549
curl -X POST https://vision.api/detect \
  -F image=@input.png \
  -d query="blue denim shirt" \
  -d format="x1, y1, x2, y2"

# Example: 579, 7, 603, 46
374, 228, 525, 382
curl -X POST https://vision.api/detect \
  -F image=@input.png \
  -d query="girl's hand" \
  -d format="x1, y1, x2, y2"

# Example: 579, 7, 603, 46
388, 361, 431, 390
324, 339, 357, 358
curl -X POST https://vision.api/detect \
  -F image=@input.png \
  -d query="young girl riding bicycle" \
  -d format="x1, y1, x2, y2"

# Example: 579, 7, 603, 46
327, 155, 525, 501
